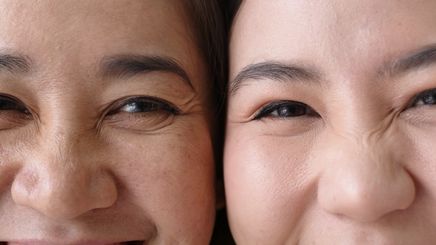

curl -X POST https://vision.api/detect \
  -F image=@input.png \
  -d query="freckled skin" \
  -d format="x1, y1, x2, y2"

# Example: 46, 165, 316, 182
0, 0, 215, 244
226, 0, 436, 244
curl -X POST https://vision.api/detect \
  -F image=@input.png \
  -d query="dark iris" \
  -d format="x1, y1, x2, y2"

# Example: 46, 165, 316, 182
0, 96, 28, 113
123, 100, 160, 113
109, 97, 179, 115
254, 100, 316, 120
275, 103, 307, 117
411, 88, 436, 107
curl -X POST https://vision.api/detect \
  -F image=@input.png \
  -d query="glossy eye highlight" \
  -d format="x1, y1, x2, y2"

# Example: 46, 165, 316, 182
105, 96, 180, 131
409, 88, 436, 107
254, 100, 318, 120
111, 97, 180, 115
0, 95, 29, 113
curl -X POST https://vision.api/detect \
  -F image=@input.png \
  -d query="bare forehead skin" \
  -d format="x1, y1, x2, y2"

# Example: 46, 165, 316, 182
0, 0, 190, 30
0, 0, 186, 43
231, 0, 436, 81
0, 0, 196, 77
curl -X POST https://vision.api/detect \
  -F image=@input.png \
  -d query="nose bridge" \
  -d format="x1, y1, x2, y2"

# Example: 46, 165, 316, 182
316, 130, 415, 222
11, 113, 118, 220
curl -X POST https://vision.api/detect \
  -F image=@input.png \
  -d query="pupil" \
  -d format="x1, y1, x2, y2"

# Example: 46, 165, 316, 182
423, 93, 436, 105
125, 101, 157, 113
278, 105, 305, 117
0, 99, 18, 111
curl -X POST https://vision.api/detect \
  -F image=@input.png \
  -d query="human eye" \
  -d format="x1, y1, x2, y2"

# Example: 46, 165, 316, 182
253, 100, 319, 120
108, 96, 180, 115
408, 88, 436, 108
105, 96, 180, 131
0, 94, 32, 130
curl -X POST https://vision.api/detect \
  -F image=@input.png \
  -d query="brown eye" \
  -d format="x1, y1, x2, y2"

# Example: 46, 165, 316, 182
254, 100, 318, 120
0, 95, 29, 113
105, 96, 180, 131
0, 95, 32, 130
112, 97, 179, 115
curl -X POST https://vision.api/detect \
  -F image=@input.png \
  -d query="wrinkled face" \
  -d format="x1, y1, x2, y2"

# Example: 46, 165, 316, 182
225, 0, 436, 244
0, 0, 215, 244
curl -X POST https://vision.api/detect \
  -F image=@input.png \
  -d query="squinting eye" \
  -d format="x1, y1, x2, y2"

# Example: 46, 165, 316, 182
108, 97, 180, 116
410, 88, 436, 107
254, 100, 318, 120
0, 95, 29, 113
104, 96, 181, 131
0, 94, 32, 130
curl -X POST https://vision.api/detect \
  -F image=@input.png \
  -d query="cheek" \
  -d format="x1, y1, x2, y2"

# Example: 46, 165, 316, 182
403, 127, 436, 207
224, 125, 317, 243
106, 123, 215, 241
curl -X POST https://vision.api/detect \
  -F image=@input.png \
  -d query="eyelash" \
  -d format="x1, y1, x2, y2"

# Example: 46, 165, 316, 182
106, 96, 181, 116
408, 88, 436, 108
0, 94, 31, 115
253, 88, 436, 121
0, 94, 180, 122
2, 88, 435, 126
253, 100, 319, 120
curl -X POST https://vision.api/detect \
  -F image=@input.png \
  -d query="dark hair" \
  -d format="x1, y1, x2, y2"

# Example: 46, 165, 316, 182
184, 1, 226, 111
183, 3, 235, 244
225, 0, 242, 25
183, 0, 227, 173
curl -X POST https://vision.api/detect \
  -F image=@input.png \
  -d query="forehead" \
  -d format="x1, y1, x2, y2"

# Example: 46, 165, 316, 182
0, 0, 196, 70
231, 0, 436, 78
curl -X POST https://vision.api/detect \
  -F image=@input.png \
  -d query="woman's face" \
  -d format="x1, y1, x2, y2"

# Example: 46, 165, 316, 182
0, 0, 215, 244
225, 0, 436, 244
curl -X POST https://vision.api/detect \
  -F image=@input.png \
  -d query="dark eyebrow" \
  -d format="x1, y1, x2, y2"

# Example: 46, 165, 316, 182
101, 55, 194, 90
384, 44, 436, 77
230, 61, 320, 95
0, 54, 31, 74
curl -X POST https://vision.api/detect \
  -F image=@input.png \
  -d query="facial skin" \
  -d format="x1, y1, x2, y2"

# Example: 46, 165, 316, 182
225, 0, 436, 244
0, 0, 215, 244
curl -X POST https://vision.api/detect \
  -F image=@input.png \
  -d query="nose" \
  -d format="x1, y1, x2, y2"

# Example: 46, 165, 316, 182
317, 134, 415, 223
11, 130, 118, 220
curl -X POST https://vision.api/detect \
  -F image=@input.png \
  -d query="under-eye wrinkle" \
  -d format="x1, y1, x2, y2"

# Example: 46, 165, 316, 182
101, 96, 182, 131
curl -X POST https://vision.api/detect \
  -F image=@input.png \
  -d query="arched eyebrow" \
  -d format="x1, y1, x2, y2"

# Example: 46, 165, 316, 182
230, 44, 436, 96
230, 61, 320, 95
101, 54, 194, 90
382, 44, 436, 77
0, 54, 31, 74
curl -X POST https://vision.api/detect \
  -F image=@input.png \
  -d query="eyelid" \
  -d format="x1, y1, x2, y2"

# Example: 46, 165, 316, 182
106, 95, 182, 116
253, 100, 312, 120
0, 93, 31, 113
406, 88, 436, 109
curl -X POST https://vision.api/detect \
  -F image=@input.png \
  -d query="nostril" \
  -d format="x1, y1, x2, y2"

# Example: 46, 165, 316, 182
124, 241, 145, 245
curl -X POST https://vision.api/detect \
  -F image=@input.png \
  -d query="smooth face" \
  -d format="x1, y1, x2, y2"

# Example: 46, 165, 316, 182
0, 0, 215, 244
226, 0, 436, 244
